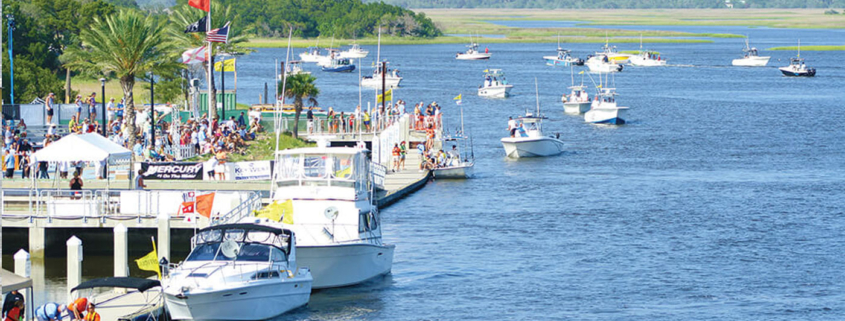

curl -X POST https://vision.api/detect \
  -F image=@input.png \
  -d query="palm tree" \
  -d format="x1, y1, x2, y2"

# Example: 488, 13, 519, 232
280, 73, 319, 139
169, 2, 249, 119
62, 9, 179, 149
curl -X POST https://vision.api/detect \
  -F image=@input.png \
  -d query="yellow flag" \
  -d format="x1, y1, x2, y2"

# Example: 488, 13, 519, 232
376, 89, 392, 102
214, 59, 236, 72
334, 165, 352, 178
453, 94, 462, 101
280, 200, 295, 225
578, 71, 584, 74
135, 239, 161, 279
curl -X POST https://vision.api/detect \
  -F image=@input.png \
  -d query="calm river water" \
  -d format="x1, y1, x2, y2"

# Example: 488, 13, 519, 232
4, 24, 845, 320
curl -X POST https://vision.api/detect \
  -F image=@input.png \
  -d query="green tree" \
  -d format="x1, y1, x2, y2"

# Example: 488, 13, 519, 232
62, 9, 180, 149
280, 73, 319, 139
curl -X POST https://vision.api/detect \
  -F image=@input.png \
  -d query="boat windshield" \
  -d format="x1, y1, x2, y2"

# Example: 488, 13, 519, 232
186, 243, 287, 262
275, 152, 366, 188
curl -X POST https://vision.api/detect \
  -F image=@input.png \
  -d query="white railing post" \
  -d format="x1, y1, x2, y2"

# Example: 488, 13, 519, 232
66, 236, 82, 302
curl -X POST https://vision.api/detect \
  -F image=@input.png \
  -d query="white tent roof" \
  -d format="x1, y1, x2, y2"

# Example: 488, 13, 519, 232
1, 269, 32, 292
31, 133, 132, 164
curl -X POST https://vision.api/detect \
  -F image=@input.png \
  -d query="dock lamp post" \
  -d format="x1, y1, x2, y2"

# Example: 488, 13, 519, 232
6, 14, 15, 105
100, 78, 106, 136
150, 72, 155, 147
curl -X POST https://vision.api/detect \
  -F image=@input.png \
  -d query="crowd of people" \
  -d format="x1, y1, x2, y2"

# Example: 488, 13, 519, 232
304, 99, 443, 136
1, 294, 102, 321
1, 93, 266, 181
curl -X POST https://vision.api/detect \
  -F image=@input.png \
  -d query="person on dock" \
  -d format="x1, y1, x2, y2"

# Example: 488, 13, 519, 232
74, 95, 83, 122
34, 302, 62, 321
306, 107, 314, 134
399, 141, 407, 170
64, 298, 87, 321
135, 169, 147, 190
392, 143, 400, 173
44, 93, 56, 124
417, 143, 425, 172
2, 290, 23, 318
87, 92, 98, 123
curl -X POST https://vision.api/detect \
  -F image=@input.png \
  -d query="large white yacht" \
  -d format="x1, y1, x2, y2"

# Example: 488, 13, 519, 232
163, 222, 312, 320
271, 146, 395, 289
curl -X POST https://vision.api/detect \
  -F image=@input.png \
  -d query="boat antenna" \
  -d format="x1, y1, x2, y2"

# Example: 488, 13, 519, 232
557, 34, 561, 50
639, 33, 643, 52
534, 77, 541, 116
376, 26, 381, 65
469, 130, 475, 161
797, 39, 801, 58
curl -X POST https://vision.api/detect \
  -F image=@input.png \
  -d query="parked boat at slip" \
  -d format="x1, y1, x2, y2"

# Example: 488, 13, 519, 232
478, 69, 513, 98
163, 223, 312, 321
779, 41, 816, 77
271, 147, 395, 289
501, 80, 564, 158
732, 37, 771, 67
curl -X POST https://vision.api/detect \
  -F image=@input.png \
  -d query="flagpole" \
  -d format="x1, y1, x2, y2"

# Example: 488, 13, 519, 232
206, 5, 213, 138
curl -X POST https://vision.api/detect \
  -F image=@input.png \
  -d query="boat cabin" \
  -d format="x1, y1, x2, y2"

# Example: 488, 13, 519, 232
273, 148, 371, 200
515, 114, 547, 137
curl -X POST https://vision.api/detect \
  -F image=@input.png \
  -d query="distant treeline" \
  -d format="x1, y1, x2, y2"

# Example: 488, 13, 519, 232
365, 0, 845, 9
178, 0, 441, 38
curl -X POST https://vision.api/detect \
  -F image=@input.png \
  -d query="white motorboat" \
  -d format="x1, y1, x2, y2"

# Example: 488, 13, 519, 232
456, 35, 491, 60
163, 223, 313, 321
283, 60, 310, 77
732, 37, 770, 67
779, 41, 816, 77
543, 36, 584, 66
585, 55, 624, 73
501, 115, 564, 158
628, 35, 667, 66
595, 39, 632, 64
501, 80, 564, 158
338, 43, 369, 59
362, 64, 402, 88
271, 147, 395, 289
562, 85, 591, 114
299, 46, 330, 65
585, 87, 629, 125
433, 109, 475, 179
478, 69, 513, 98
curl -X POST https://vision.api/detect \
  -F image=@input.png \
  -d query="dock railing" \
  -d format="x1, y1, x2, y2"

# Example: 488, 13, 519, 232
213, 191, 262, 225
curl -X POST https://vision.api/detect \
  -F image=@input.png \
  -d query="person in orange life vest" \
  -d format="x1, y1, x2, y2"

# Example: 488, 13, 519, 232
82, 303, 100, 321
392, 144, 401, 172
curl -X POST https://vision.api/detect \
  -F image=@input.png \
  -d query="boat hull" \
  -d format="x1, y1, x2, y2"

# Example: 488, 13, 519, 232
779, 67, 816, 77
543, 57, 584, 66
478, 85, 513, 98
432, 164, 474, 179
297, 243, 395, 289
500, 137, 564, 158
322, 65, 356, 73
164, 279, 312, 321
629, 56, 667, 66
362, 77, 401, 88
586, 61, 623, 73
339, 52, 368, 59
585, 107, 628, 125
732, 56, 770, 67
456, 53, 491, 60
563, 101, 591, 114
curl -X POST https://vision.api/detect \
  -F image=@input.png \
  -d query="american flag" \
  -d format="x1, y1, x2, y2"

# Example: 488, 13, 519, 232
207, 22, 230, 43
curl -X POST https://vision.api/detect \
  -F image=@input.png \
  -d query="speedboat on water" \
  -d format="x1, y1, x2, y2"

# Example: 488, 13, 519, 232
585, 87, 629, 125
362, 63, 402, 88
543, 37, 584, 66
501, 114, 564, 158
478, 69, 513, 98
562, 85, 591, 114
271, 146, 395, 289
501, 80, 564, 158
321, 58, 356, 72
456, 37, 491, 60
283, 61, 310, 77
300, 46, 330, 65
732, 37, 770, 67
585, 55, 623, 73
628, 35, 667, 67
338, 43, 369, 59
779, 41, 815, 77
595, 41, 632, 64
163, 222, 313, 321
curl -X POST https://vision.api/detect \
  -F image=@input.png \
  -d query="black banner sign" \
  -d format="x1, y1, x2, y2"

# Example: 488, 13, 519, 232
140, 162, 203, 180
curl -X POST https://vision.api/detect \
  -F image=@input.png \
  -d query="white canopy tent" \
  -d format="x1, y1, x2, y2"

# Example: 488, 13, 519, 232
31, 133, 131, 165
30, 133, 132, 190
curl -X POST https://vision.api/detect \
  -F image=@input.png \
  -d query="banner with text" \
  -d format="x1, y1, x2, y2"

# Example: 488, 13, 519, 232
232, 161, 273, 181
140, 162, 204, 180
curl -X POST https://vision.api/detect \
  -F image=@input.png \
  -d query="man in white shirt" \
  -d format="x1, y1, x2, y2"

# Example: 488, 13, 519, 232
106, 98, 116, 123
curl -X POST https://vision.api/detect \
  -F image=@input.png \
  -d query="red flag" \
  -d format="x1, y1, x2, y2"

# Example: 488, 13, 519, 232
196, 192, 215, 218
180, 202, 195, 214
188, 0, 210, 12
